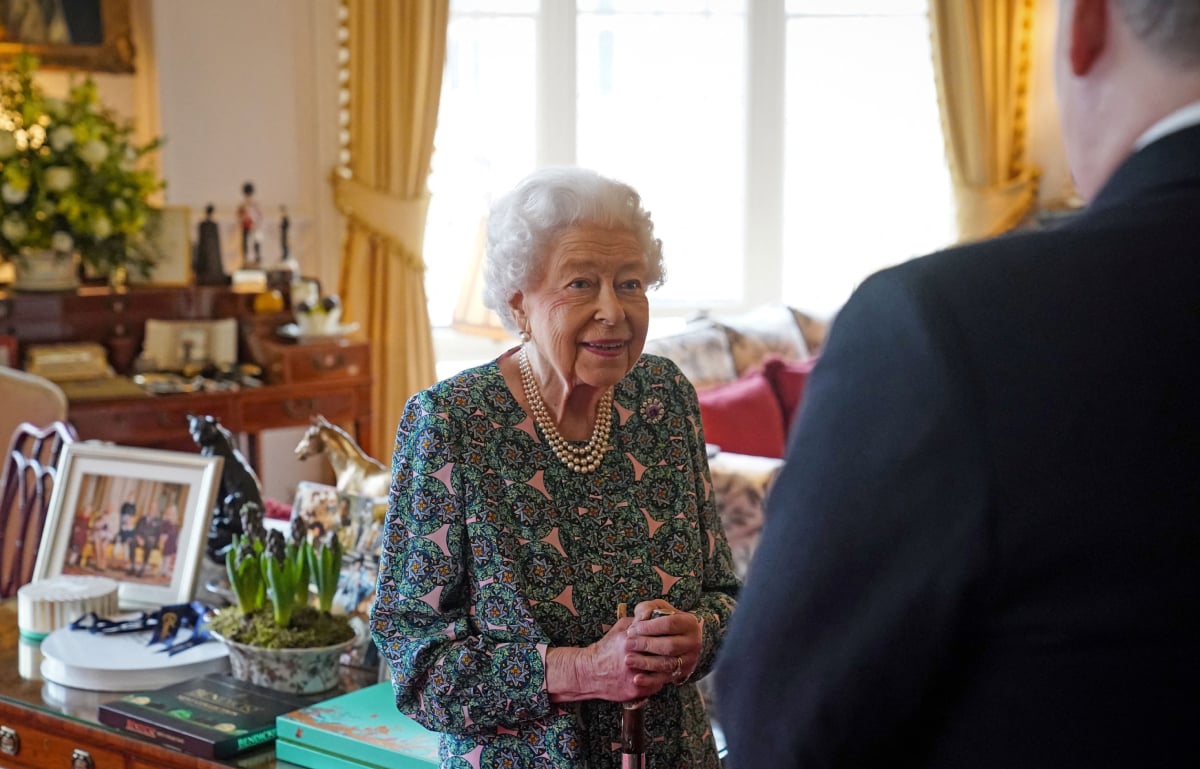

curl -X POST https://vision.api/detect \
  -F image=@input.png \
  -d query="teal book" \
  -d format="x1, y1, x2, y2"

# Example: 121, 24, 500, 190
276, 682, 440, 769
98, 673, 310, 759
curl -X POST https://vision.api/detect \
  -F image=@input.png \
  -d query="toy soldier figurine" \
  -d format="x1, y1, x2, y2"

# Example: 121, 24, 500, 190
237, 181, 263, 268
193, 204, 229, 285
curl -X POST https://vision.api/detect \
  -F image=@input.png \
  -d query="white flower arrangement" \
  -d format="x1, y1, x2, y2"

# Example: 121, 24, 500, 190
0, 52, 164, 278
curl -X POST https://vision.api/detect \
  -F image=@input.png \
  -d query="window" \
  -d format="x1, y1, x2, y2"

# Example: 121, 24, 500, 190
424, 0, 954, 329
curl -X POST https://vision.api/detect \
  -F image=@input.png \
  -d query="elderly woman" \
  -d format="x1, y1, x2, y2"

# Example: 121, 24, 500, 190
371, 167, 738, 768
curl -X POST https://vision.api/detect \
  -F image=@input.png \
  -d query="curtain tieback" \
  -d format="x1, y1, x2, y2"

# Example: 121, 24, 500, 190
333, 176, 431, 248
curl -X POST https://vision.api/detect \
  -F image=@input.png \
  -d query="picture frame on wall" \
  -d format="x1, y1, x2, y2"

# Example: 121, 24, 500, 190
33, 443, 223, 608
0, 0, 135, 73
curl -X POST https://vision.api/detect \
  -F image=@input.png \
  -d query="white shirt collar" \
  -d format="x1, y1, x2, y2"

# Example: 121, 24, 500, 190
1134, 100, 1200, 151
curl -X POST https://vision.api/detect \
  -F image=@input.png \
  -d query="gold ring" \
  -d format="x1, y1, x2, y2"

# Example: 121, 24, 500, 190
673, 655, 683, 678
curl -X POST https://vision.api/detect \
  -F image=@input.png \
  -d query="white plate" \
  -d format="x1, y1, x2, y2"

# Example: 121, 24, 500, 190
39, 624, 229, 692
276, 321, 361, 342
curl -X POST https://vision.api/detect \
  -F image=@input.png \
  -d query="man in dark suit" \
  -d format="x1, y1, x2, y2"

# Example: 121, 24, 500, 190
714, 1, 1200, 767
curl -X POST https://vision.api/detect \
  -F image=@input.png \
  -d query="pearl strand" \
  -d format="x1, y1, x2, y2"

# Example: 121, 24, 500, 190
518, 346, 613, 473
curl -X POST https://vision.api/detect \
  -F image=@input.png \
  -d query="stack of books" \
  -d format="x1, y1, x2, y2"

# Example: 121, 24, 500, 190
98, 673, 309, 759
276, 682, 440, 769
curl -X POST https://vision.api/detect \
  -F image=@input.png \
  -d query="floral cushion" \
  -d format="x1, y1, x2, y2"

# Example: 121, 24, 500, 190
719, 304, 811, 376
790, 307, 831, 356
642, 320, 738, 391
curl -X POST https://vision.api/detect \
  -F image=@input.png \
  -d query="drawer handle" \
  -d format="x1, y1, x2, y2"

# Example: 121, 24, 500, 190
311, 352, 347, 371
283, 398, 318, 418
0, 725, 19, 756
71, 748, 95, 769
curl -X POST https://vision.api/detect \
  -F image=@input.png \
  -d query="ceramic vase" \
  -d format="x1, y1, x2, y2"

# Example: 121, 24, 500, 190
212, 631, 355, 695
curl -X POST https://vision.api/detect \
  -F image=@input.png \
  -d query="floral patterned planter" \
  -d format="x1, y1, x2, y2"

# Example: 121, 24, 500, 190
212, 632, 355, 695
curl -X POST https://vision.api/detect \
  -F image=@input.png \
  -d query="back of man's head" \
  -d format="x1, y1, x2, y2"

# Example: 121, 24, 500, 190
1115, 0, 1200, 68
1056, 0, 1200, 198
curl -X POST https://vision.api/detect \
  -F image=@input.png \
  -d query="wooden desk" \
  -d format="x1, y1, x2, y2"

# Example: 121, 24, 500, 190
0, 602, 374, 769
0, 284, 373, 474
66, 375, 373, 471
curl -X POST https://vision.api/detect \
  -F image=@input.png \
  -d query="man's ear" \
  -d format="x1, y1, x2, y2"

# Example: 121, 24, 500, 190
1069, 0, 1108, 76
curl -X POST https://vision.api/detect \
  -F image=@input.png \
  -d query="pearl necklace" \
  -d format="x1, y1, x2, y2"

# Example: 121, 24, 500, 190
517, 346, 613, 473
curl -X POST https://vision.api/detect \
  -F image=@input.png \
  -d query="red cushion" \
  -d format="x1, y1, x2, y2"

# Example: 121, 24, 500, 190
264, 497, 293, 521
762, 355, 818, 430
697, 371, 787, 458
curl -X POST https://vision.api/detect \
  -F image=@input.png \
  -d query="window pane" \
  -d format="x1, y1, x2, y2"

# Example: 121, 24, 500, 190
454, 0, 537, 13
787, 0, 927, 15
423, 15, 537, 327
782, 12, 953, 317
577, 4, 747, 307
579, 0, 743, 13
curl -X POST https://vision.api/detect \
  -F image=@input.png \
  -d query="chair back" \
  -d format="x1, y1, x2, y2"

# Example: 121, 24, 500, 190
0, 367, 69, 442
0, 421, 77, 597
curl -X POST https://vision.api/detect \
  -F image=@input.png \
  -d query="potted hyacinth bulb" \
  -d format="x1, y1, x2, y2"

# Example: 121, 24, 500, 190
208, 504, 355, 694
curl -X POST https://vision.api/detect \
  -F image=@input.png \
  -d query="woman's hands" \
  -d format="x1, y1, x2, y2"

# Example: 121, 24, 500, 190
625, 600, 704, 687
545, 600, 704, 703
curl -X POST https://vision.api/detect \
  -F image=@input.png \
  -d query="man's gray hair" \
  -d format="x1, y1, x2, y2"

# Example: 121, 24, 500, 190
482, 166, 665, 335
1116, 0, 1200, 67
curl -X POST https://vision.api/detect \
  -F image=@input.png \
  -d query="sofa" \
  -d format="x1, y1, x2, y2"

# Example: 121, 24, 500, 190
642, 304, 826, 579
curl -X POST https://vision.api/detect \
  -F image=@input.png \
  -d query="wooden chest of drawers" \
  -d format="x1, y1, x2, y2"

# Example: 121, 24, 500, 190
254, 338, 369, 386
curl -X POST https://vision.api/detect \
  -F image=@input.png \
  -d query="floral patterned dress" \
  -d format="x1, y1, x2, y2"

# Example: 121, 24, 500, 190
371, 353, 739, 769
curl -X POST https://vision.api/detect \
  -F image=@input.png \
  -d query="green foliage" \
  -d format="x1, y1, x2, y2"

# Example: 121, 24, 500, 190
261, 529, 303, 627
217, 503, 353, 649
225, 537, 264, 615
208, 605, 355, 649
0, 52, 164, 276
307, 530, 342, 614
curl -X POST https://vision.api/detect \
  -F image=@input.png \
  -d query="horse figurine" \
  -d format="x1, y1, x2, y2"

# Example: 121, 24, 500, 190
187, 413, 264, 561
295, 415, 390, 499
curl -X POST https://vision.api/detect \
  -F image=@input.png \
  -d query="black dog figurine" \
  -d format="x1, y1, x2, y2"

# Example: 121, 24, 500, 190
187, 414, 264, 562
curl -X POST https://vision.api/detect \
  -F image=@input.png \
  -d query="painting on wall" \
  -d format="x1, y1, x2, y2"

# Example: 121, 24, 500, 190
0, 0, 134, 73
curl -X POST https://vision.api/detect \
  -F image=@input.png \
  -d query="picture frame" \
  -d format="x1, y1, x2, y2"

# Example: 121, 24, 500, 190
131, 206, 193, 287
142, 317, 237, 371
289, 481, 386, 669
33, 443, 224, 608
0, 0, 135, 73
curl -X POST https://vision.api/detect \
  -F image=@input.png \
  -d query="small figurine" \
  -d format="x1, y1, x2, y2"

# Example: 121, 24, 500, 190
192, 204, 229, 285
187, 413, 264, 562
237, 181, 264, 268
279, 205, 299, 277
280, 205, 290, 261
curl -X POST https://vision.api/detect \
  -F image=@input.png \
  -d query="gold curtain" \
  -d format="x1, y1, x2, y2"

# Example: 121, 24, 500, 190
334, 0, 448, 462
930, 0, 1041, 241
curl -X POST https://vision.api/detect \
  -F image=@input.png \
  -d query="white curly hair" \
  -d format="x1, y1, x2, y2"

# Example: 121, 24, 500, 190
481, 166, 665, 335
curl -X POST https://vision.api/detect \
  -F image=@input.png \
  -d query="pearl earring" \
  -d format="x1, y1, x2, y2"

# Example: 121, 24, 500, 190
519, 330, 531, 343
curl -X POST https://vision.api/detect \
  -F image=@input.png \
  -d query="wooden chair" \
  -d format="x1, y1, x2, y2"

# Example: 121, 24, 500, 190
0, 420, 77, 597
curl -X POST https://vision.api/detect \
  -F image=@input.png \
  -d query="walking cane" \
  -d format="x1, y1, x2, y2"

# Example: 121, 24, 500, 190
617, 603, 648, 769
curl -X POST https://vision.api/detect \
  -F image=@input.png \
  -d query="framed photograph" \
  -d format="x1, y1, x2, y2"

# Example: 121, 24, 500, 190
0, 0, 135, 73
290, 481, 386, 669
132, 206, 193, 286
142, 317, 237, 370
0, 334, 15, 367
33, 443, 224, 608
